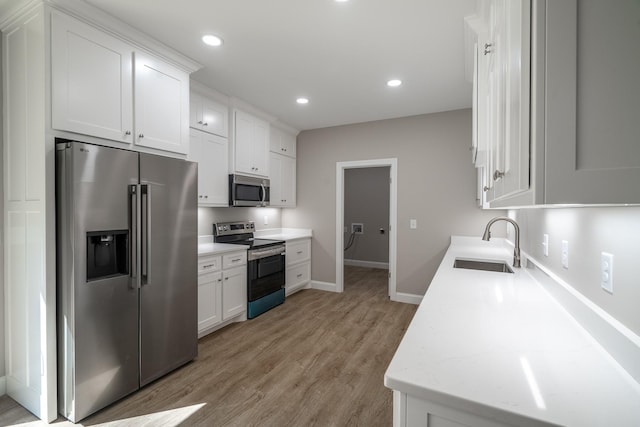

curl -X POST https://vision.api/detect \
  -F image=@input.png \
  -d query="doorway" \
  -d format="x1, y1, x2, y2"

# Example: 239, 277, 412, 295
335, 159, 398, 299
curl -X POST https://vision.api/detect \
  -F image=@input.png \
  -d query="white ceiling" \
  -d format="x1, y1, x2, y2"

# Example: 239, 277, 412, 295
15, 0, 478, 131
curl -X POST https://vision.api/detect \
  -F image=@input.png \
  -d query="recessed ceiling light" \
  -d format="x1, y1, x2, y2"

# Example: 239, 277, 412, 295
202, 35, 223, 47
296, 97, 310, 105
387, 79, 402, 87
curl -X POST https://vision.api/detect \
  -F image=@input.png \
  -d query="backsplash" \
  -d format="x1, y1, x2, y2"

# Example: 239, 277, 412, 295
508, 206, 640, 338
197, 207, 282, 236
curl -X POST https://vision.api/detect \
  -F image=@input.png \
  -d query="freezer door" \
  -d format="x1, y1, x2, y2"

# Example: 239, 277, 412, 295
139, 153, 198, 385
56, 142, 139, 422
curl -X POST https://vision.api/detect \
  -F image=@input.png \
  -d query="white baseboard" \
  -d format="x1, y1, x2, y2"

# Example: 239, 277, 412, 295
286, 282, 311, 297
392, 292, 423, 305
311, 280, 338, 292
344, 259, 389, 269
0, 376, 6, 395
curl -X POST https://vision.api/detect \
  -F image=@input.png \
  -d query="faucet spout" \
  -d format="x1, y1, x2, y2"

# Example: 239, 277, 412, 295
481, 217, 521, 268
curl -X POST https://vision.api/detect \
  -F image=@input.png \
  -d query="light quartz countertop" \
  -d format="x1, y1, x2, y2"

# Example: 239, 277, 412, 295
384, 236, 640, 426
254, 228, 313, 242
197, 236, 248, 256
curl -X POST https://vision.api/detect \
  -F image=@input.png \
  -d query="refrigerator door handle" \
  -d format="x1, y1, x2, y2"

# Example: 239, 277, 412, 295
129, 185, 139, 289
141, 184, 150, 285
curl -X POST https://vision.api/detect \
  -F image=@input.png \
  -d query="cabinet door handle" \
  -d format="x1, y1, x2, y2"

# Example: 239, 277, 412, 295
483, 186, 490, 192
217, 278, 222, 282
125, 130, 131, 135
198, 120, 203, 124
297, 251, 303, 255
139, 133, 144, 138
203, 264, 215, 269
203, 122, 208, 126
484, 43, 493, 55
297, 273, 303, 278
493, 170, 505, 181
231, 258, 241, 263
225, 277, 229, 281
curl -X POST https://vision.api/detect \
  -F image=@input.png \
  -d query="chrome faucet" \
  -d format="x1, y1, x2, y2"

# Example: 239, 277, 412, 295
482, 217, 521, 268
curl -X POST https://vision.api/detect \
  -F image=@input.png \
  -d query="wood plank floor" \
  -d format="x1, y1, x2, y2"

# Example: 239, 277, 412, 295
0, 266, 417, 426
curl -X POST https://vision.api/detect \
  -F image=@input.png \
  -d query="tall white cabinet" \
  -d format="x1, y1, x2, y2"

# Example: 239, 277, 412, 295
1, 2, 199, 421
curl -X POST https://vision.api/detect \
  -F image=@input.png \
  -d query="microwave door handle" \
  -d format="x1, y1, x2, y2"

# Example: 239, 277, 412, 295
260, 183, 266, 205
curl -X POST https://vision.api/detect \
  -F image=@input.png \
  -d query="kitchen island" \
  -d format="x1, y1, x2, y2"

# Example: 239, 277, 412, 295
385, 237, 640, 426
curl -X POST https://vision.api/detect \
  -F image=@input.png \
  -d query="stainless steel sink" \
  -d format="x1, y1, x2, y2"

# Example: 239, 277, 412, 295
453, 258, 514, 273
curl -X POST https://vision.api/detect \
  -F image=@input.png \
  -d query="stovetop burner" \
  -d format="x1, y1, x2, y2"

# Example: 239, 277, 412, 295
213, 221, 284, 250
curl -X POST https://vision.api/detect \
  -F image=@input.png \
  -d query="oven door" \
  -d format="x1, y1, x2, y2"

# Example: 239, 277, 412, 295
248, 252, 285, 301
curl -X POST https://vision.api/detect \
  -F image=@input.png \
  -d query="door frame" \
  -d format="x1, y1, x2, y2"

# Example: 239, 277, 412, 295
335, 158, 398, 298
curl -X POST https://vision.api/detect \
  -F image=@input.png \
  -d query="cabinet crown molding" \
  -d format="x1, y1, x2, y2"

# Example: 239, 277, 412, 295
1, 0, 202, 74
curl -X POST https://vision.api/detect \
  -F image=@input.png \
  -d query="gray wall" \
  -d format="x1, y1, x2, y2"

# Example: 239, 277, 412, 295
197, 207, 282, 236
282, 109, 506, 295
344, 167, 390, 264
509, 207, 640, 337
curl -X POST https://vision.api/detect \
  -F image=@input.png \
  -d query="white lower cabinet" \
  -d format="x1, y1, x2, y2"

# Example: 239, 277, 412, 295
198, 250, 247, 337
285, 238, 311, 296
198, 270, 222, 334
395, 392, 511, 427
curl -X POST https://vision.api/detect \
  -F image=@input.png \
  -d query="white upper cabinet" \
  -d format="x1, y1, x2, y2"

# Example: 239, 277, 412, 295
542, 0, 640, 204
232, 109, 269, 177
471, 0, 640, 207
134, 52, 189, 154
190, 92, 228, 137
51, 11, 133, 143
269, 152, 296, 208
482, 0, 531, 204
270, 126, 296, 158
51, 10, 191, 155
188, 128, 229, 207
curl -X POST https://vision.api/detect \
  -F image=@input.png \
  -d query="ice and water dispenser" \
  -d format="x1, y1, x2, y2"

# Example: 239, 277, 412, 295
86, 230, 129, 281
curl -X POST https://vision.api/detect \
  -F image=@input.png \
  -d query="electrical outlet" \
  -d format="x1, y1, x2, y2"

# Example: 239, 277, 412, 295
561, 240, 569, 269
263, 215, 269, 225
351, 223, 363, 234
601, 252, 613, 294
542, 234, 549, 257
410, 219, 417, 229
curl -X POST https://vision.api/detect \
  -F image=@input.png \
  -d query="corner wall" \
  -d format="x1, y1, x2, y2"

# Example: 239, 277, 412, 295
282, 109, 506, 295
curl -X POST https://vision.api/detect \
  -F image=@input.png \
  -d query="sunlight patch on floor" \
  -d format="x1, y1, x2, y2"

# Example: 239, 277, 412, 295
7, 403, 207, 427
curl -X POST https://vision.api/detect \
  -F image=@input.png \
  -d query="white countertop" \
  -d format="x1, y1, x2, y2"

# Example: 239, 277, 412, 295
384, 236, 640, 426
254, 228, 312, 241
197, 236, 248, 256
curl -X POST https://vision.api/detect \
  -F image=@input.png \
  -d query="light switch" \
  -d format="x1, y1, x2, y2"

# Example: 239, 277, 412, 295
410, 219, 417, 229
561, 240, 569, 269
542, 234, 549, 257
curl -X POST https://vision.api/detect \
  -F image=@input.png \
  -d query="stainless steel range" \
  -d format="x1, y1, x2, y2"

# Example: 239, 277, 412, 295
213, 221, 286, 318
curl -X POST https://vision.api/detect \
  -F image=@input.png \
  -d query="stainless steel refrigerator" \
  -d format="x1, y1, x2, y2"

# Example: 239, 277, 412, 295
56, 141, 198, 422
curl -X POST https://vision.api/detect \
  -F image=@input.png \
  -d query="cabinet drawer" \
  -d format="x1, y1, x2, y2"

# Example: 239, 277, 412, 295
223, 251, 247, 269
286, 239, 311, 265
286, 262, 310, 287
198, 255, 221, 274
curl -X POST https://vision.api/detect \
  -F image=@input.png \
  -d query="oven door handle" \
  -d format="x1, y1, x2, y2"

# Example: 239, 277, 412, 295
248, 246, 286, 261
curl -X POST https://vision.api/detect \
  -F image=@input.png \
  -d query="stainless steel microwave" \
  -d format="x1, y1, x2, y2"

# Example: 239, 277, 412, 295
229, 174, 270, 207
